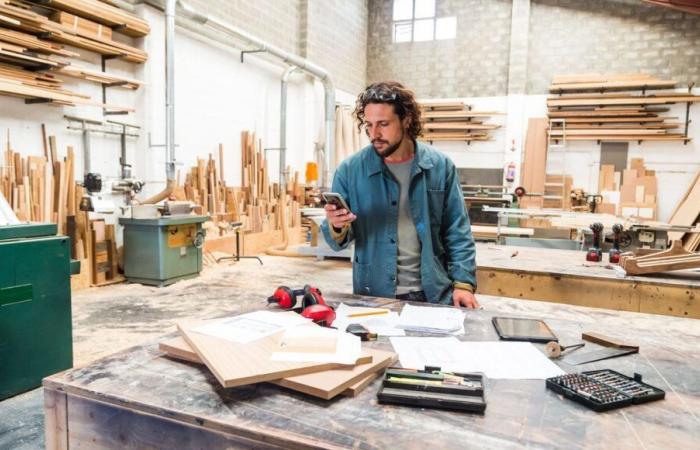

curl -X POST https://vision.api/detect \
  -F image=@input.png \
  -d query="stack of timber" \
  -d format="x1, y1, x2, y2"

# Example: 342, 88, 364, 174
620, 240, 700, 275
667, 169, 700, 251
1, 129, 121, 289
419, 101, 502, 142
595, 158, 658, 219
547, 74, 700, 142
0, 0, 147, 109
178, 132, 307, 257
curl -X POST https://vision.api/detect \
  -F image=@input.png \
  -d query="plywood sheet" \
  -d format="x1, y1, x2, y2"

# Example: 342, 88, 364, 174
159, 337, 390, 399
521, 118, 548, 197
178, 318, 367, 388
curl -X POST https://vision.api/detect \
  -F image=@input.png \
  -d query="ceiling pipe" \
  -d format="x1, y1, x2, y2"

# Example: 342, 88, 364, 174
280, 66, 302, 189
175, 0, 336, 188
140, 0, 177, 204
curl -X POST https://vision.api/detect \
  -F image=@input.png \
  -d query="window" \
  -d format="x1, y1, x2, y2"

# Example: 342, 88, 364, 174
392, 0, 456, 43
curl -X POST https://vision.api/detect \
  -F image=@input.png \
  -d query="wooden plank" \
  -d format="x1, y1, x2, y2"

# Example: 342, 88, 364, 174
39, 0, 150, 37
547, 95, 700, 107
520, 118, 548, 200
419, 101, 467, 110
549, 129, 666, 136
423, 122, 500, 130
549, 135, 689, 142
422, 110, 503, 119
551, 73, 657, 85
177, 316, 365, 388
550, 80, 677, 93
159, 336, 394, 400
553, 117, 670, 123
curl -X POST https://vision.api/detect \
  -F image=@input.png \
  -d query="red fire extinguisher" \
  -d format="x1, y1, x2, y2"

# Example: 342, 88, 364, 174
505, 162, 516, 183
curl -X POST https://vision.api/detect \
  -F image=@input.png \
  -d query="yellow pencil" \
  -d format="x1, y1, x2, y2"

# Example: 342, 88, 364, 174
347, 310, 389, 318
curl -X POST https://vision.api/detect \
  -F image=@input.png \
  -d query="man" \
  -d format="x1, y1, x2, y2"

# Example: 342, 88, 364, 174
321, 81, 478, 308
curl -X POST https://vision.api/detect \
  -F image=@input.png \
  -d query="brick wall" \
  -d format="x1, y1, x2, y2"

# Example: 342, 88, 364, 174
185, 0, 303, 54
302, 0, 368, 94
367, 0, 700, 97
367, 0, 513, 98
527, 0, 700, 94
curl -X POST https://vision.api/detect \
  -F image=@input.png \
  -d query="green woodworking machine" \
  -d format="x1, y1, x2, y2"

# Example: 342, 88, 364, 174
119, 214, 208, 286
0, 223, 78, 400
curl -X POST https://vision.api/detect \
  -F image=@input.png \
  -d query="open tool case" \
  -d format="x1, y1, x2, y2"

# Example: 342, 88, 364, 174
546, 369, 665, 412
377, 367, 487, 414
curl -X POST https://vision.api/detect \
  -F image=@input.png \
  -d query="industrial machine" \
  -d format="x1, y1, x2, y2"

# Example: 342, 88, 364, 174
119, 203, 207, 286
0, 223, 77, 400
462, 184, 514, 225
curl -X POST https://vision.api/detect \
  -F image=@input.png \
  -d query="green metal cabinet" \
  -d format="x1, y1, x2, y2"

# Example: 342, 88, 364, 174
119, 215, 208, 286
0, 224, 74, 400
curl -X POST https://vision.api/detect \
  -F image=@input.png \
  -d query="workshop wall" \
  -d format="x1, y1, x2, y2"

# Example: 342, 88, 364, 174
366, 0, 513, 98
527, 0, 700, 94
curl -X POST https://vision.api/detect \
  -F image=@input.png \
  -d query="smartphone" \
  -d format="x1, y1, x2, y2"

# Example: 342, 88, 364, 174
322, 192, 352, 213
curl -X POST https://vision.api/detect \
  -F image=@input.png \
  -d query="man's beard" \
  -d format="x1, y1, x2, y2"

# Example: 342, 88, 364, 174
372, 130, 404, 159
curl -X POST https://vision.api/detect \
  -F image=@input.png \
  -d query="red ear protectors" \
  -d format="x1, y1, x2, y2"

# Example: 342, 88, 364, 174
301, 304, 336, 327
267, 286, 305, 309
267, 285, 335, 327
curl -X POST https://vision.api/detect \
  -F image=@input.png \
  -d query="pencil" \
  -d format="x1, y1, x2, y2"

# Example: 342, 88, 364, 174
347, 310, 389, 318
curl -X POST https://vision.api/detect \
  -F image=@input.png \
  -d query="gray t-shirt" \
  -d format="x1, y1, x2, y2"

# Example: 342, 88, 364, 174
386, 158, 422, 294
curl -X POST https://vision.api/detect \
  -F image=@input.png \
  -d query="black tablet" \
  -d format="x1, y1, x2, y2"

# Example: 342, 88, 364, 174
492, 317, 558, 343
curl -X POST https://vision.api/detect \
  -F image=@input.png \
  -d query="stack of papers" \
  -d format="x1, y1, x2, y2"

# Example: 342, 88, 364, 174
333, 303, 405, 337
397, 304, 465, 335
389, 337, 565, 379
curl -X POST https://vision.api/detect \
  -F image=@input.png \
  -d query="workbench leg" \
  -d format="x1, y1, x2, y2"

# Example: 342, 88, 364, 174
44, 388, 68, 450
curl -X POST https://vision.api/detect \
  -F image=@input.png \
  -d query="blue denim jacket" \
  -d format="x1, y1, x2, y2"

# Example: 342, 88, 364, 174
321, 141, 477, 304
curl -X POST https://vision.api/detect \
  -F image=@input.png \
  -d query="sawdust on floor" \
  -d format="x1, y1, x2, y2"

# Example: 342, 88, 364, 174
72, 255, 353, 367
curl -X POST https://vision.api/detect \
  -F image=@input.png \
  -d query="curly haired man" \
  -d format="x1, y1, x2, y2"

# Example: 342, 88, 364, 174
322, 81, 478, 308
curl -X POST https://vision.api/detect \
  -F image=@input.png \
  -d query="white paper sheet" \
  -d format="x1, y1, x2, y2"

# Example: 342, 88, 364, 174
390, 337, 565, 379
334, 303, 406, 337
192, 311, 309, 344
397, 304, 465, 335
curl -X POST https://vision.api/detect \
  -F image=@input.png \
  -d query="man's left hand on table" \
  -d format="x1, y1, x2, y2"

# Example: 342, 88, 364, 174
453, 290, 479, 309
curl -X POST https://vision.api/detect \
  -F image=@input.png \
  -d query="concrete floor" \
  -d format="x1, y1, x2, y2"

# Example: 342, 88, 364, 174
0, 254, 353, 449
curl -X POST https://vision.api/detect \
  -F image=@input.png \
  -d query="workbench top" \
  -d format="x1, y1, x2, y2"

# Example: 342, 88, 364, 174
476, 243, 700, 288
44, 294, 700, 449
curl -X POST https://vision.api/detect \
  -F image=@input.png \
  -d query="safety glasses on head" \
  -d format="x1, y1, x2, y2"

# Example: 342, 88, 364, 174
362, 88, 398, 103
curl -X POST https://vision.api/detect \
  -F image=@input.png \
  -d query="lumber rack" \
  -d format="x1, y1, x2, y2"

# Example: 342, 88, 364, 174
548, 76, 695, 145
215, 222, 263, 265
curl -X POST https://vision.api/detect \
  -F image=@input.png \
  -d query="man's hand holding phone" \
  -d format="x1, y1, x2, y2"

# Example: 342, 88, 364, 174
323, 192, 357, 231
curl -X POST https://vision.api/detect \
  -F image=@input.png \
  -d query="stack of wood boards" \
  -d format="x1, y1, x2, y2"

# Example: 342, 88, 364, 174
1, 130, 122, 288
1, 132, 73, 228
597, 158, 658, 219
620, 240, 700, 275
419, 101, 502, 142
547, 74, 699, 142
667, 169, 700, 251
177, 132, 303, 235
162, 313, 397, 400
0, 0, 147, 109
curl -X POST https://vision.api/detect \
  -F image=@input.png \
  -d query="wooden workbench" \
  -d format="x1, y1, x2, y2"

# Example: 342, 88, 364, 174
44, 294, 700, 449
475, 243, 700, 319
